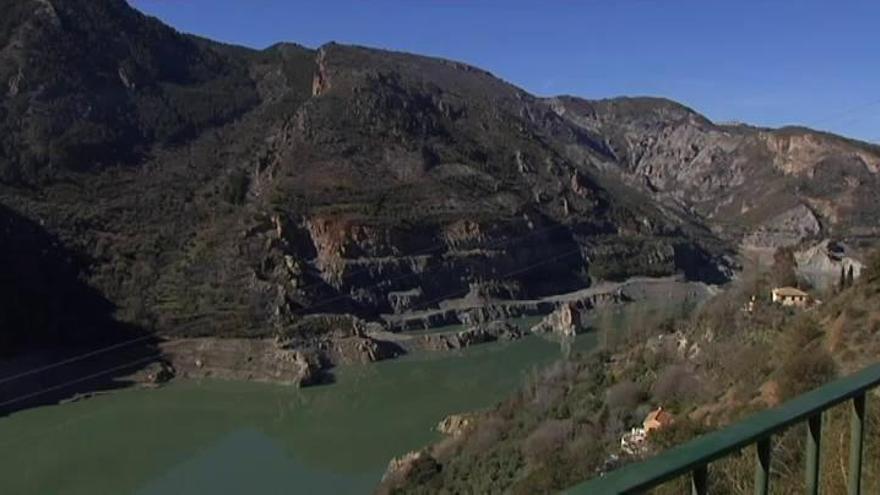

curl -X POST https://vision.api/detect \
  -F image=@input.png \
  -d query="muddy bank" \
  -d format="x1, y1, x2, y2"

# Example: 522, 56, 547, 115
148, 338, 319, 385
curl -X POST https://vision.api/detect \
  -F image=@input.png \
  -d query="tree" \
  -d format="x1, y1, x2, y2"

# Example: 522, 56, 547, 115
771, 247, 798, 288
864, 250, 880, 284
846, 265, 855, 287
777, 316, 836, 400
839, 265, 847, 291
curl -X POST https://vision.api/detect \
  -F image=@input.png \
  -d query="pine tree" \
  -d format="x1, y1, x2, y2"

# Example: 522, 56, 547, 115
839, 265, 847, 291
847, 265, 855, 287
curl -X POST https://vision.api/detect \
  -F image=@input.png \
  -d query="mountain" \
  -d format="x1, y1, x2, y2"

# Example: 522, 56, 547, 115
0, 0, 260, 180
546, 96, 880, 245
0, 0, 876, 361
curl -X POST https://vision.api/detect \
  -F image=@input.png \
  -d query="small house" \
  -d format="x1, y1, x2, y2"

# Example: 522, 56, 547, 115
771, 287, 810, 308
643, 407, 674, 434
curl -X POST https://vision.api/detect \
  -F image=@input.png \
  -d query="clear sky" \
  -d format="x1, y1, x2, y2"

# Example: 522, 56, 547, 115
129, 0, 878, 143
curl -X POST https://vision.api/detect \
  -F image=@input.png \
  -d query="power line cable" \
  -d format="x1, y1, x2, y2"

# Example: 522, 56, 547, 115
0, 354, 161, 409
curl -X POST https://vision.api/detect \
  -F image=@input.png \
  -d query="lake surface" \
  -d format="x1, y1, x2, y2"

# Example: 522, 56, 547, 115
0, 333, 596, 495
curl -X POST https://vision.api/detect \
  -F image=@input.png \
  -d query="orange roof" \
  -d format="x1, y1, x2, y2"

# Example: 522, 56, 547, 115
644, 407, 674, 427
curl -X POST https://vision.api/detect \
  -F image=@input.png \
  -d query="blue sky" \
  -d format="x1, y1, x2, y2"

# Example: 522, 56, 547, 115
129, 0, 879, 142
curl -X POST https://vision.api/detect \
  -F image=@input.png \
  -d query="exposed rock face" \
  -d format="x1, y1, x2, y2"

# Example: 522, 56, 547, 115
135, 360, 175, 385
531, 302, 584, 337
743, 204, 822, 248
326, 335, 402, 364
417, 321, 527, 352
159, 338, 320, 386
795, 239, 864, 290
276, 314, 403, 371
418, 327, 495, 351
388, 288, 424, 314
437, 412, 477, 437
546, 97, 880, 246
378, 450, 441, 495
382, 281, 633, 332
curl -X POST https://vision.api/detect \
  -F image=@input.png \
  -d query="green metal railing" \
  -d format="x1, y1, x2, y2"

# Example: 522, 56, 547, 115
569, 363, 880, 494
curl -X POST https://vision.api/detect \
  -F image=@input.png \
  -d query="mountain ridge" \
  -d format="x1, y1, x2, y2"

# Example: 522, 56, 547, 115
0, 0, 876, 368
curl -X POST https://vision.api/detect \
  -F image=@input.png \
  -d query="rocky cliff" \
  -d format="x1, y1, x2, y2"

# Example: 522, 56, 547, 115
546, 96, 880, 247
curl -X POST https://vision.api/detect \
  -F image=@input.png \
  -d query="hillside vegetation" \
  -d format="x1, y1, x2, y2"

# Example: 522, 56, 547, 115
381, 251, 880, 494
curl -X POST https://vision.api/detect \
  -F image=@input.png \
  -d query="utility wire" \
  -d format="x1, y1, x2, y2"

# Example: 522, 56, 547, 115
0, 335, 155, 386
0, 354, 161, 409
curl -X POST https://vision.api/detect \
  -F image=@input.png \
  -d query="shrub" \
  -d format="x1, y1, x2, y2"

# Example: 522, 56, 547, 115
522, 419, 574, 466
651, 416, 708, 450
864, 249, 880, 283
771, 247, 798, 288
465, 417, 509, 454
606, 380, 643, 410
530, 384, 565, 415
781, 315, 824, 352
777, 348, 837, 400
223, 169, 250, 204
652, 365, 701, 405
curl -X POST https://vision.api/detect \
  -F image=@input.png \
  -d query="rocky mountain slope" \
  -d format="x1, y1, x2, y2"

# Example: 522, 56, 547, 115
0, 0, 877, 365
546, 96, 880, 246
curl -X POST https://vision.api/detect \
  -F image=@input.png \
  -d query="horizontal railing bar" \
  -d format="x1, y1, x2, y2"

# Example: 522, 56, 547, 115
567, 362, 880, 494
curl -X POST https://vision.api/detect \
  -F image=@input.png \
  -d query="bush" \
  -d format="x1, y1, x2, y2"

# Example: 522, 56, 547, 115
777, 348, 837, 400
652, 365, 701, 405
863, 249, 880, 284
522, 419, 573, 466
465, 417, 508, 454
781, 315, 824, 353
771, 247, 798, 288
223, 169, 250, 204
606, 380, 643, 410
651, 417, 708, 450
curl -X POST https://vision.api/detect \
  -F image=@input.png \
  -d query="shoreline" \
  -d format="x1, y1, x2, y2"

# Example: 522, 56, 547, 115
1, 277, 715, 414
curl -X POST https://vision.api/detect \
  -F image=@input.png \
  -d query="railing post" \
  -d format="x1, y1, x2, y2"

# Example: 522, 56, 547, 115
805, 413, 822, 495
755, 437, 771, 495
848, 393, 866, 495
691, 465, 708, 495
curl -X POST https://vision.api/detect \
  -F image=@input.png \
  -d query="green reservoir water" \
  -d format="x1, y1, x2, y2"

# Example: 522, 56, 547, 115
0, 334, 596, 495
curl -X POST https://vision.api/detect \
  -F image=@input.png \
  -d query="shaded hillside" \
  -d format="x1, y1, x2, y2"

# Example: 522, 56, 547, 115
0, 0, 259, 181
0, 203, 117, 354
0, 203, 157, 415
